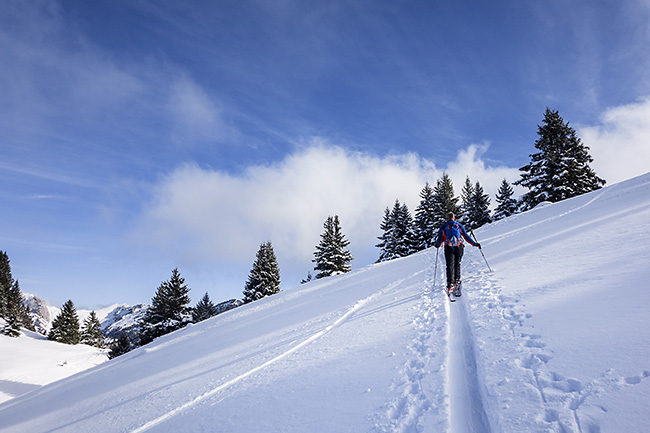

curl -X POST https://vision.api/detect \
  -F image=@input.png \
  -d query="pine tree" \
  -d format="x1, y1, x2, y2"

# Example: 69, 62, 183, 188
243, 241, 281, 303
413, 182, 438, 251
108, 332, 133, 359
459, 176, 475, 227
140, 268, 192, 345
0, 251, 13, 320
466, 181, 492, 230
432, 173, 461, 226
313, 215, 353, 279
48, 300, 81, 345
80, 311, 105, 348
1, 270, 22, 338
2, 314, 21, 337
398, 203, 417, 256
2, 281, 32, 336
515, 108, 606, 210
376, 207, 393, 262
16, 286, 34, 332
0, 252, 35, 335
493, 179, 518, 220
192, 292, 218, 322
376, 200, 417, 262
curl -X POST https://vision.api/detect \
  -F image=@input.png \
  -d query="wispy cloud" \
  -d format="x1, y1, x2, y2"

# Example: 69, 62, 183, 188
27, 194, 68, 201
167, 75, 233, 144
0, 2, 145, 134
0, 161, 96, 189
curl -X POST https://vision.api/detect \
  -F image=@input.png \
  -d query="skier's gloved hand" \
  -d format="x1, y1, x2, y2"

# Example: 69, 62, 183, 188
476, 243, 481, 249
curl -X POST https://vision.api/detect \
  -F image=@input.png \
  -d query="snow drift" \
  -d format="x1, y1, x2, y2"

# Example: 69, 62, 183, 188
1, 172, 649, 433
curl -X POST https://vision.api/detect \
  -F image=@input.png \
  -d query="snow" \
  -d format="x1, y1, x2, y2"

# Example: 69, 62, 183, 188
1, 172, 650, 432
0, 326, 108, 404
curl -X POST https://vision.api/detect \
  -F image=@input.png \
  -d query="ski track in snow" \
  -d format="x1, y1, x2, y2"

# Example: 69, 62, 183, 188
447, 288, 492, 433
376, 248, 495, 433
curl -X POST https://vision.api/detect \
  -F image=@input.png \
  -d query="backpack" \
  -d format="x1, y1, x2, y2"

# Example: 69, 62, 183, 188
443, 221, 463, 247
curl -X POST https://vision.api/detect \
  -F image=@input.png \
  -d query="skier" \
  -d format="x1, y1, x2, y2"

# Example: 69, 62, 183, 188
434, 212, 480, 297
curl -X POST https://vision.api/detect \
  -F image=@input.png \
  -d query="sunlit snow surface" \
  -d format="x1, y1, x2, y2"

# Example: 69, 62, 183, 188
1, 173, 649, 432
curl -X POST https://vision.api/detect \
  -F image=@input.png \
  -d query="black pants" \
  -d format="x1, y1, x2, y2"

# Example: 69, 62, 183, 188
444, 245, 464, 288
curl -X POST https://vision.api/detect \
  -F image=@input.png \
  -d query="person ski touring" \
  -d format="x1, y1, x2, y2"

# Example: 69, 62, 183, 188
434, 212, 480, 298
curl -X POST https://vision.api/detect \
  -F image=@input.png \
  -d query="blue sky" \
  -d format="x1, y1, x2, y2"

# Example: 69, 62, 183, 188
1, 0, 649, 309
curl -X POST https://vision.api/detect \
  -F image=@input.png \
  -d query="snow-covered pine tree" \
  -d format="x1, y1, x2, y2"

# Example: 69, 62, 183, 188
459, 176, 475, 227
2, 314, 21, 337
493, 179, 518, 220
243, 241, 281, 303
515, 108, 606, 211
192, 292, 218, 322
80, 311, 105, 348
397, 202, 417, 256
413, 182, 438, 251
313, 215, 353, 279
140, 268, 192, 345
0, 252, 36, 335
0, 251, 10, 320
1, 280, 34, 335
48, 300, 81, 344
376, 200, 417, 262
376, 207, 393, 262
15, 283, 33, 331
467, 181, 492, 230
432, 173, 461, 227
108, 332, 132, 359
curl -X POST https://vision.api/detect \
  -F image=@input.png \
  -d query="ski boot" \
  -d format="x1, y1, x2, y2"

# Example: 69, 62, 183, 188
453, 280, 462, 297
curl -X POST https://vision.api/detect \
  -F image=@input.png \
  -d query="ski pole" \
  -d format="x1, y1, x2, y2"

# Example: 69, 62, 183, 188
470, 229, 493, 273
433, 246, 439, 287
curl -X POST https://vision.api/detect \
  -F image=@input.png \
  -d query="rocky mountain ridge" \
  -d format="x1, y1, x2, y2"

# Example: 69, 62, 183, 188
21, 294, 242, 344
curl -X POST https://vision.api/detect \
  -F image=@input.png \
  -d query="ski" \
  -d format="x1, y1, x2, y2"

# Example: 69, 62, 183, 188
447, 289, 456, 302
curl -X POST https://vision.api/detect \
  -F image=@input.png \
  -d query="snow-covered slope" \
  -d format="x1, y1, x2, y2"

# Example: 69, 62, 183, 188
0, 324, 108, 405
1, 173, 649, 432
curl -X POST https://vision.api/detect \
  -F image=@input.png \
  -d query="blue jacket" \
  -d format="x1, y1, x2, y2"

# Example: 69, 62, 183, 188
434, 220, 477, 248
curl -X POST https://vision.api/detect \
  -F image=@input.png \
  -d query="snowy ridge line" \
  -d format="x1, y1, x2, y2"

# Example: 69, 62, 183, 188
486, 199, 650, 265
129, 287, 392, 433
478, 187, 607, 246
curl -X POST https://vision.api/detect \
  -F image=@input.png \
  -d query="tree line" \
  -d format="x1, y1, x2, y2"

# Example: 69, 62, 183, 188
2, 108, 604, 357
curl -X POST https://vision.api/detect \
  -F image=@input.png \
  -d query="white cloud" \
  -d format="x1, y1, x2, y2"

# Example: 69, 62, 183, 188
579, 97, 650, 185
134, 140, 519, 287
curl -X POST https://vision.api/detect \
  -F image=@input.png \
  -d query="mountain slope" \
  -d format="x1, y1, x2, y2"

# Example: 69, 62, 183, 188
0, 325, 108, 405
1, 173, 649, 433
